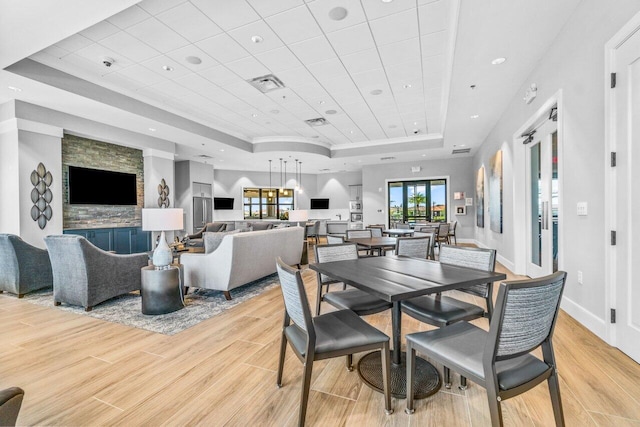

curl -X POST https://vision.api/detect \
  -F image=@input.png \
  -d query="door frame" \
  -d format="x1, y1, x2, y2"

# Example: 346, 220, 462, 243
512, 90, 564, 277
385, 175, 451, 228
604, 10, 640, 346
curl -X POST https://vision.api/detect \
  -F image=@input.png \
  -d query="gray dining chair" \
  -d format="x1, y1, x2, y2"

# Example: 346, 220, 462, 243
305, 221, 320, 245
325, 234, 344, 244
448, 220, 458, 245
275, 258, 392, 426
395, 236, 430, 259
367, 227, 383, 237
405, 271, 567, 427
314, 243, 392, 316
0, 387, 24, 427
346, 229, 372, 239
436, 223, 450, 246
401, 245, 497, 388
397, 223, 411, 229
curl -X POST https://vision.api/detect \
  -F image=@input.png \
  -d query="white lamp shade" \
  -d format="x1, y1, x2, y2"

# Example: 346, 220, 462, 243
142, 208, 184, 231
288, 210, 309, 221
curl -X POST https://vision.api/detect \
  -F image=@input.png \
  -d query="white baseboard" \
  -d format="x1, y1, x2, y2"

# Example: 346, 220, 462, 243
560, 296, 608, 341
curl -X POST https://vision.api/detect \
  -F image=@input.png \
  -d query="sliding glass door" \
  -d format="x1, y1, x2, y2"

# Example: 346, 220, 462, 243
388, 179, 447, 225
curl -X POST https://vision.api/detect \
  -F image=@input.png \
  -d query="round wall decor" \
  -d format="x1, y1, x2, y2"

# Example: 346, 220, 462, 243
30, 162, 53, 229
158, 178, 170, 208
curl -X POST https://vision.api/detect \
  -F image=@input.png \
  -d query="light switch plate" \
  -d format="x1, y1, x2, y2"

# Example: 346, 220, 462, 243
577, 202, 588, 216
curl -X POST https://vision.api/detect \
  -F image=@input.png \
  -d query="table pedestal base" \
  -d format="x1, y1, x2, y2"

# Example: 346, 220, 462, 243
357, 350, 440, 399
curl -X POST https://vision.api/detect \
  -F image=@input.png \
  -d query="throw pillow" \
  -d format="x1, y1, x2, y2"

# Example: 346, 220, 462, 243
203, 230, 239, 253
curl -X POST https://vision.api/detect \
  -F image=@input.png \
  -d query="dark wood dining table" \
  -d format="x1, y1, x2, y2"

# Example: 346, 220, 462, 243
310, 255, 507, 399
344, 236, 397, 255
382, 228, 415, 237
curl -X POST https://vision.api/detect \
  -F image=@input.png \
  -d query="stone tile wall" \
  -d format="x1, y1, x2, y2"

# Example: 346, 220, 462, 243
62, 134, 143, 229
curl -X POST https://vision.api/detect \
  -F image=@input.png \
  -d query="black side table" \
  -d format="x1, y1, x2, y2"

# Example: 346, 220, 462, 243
141, 265, 185, 315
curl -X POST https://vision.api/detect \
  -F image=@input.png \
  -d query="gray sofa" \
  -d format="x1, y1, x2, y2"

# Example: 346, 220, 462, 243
0, 234, 53, 297
44, 235, 149, 311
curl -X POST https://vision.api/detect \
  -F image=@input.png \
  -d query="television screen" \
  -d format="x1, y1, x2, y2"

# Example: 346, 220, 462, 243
68, 166, 137, 205
214, 197, 234, 210
310, 198, 330, 209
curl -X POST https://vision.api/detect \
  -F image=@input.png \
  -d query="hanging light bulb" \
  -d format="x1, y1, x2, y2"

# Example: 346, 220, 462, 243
294, 159, 299, 191
279, 158, 283, 193
268, 160, 274, 197
283, 160, 289, 195
298, 161, 303, 193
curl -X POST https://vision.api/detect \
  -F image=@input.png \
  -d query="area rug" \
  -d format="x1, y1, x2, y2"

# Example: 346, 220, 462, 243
21, 274, 280, 336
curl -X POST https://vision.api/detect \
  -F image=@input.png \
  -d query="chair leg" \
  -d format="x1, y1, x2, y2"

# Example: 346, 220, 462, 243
223, 291, 232, 300
345, 354, 353, 371
276, 333, 287, 388
381, 342, 393, 415
459, 375, 468, 390
548, 370, 565, 426
298, 359, 314, 427
315, 283, 323, 316
85, 306, 93, 312
486, 383, 504, 427
405, 345, 416, 414
444, 366, 451, 389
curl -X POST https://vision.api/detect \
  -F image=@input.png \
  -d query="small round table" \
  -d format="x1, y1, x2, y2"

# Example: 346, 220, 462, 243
141, 265, 184, 315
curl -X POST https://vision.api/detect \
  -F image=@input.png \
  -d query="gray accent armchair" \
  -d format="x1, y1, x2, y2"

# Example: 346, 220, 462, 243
0, 387, 24, 427
0, 234, 53, 297
44, 235, 149, 311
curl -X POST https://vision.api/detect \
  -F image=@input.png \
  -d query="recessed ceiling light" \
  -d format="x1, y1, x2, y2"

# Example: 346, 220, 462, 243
251, 113, 258, 118
491, 57, 506, 65
251, 35, 263, 44
370, 89, 383, 95
270, 109, 280, 114
185, 56, 202, 65
311, 135, 319, 139
162, 65, 173, 71
149, 128, 156, 131
350, 130, 354, 134
328, 6, 348, 21
470, 114, 480, 119
8, 86, 22, 92
460, 144, 466, 147
219, 149, 225, 152
358, 160, 362, 163
382, 0, 393, 2
389, 124, 397, 129
325, 109, 337, 115
219, 159, 224, 162
421, 154, 426, 157
318, 100, 325, 105
403, 84, 412, 89
413, 121, 418, 125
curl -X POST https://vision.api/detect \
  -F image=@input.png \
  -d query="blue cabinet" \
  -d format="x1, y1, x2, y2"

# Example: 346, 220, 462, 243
64, 227, 150, 254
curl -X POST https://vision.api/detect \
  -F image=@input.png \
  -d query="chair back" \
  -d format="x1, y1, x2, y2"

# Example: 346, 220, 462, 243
449, 220, 457, 233
0, 235, 20, 286
439, 245, 496, 297
306, 221, 319, 236
276, 258, 313, 333
486, 271, 567, 361
437, 223, 450, 236
346, 229, 372, 239
367, 227, 383, 237
326, 235, 344, 244
395, 236, 430, 259
314, 243, 358, 284
397, 223, 411, 229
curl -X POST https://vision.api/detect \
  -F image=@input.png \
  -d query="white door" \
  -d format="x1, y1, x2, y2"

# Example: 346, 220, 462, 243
612, 27, 640, 363
526, 119, 559, 278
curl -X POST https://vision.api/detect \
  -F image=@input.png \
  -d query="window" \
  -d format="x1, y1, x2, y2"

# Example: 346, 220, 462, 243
243, 188, 294, 220
388, 179, 448, 225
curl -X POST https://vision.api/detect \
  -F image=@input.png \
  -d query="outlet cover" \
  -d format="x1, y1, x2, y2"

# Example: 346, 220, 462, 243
577, 202, 588, 216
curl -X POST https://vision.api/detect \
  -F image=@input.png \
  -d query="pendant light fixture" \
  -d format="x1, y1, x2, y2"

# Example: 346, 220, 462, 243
268, 160, 274, 197
279, 158, 284, 193
283, 160, 289, 195
294, 159, 299, 191
298, 161, 303, 193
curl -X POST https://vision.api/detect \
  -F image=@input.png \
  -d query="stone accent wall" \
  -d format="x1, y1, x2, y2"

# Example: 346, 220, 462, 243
62, 134, 144, 229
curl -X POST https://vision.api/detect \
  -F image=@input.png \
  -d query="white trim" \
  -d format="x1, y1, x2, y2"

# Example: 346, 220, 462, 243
560, 296, 608, 341
0, 118, 18, 134
143, 148, 175, 161
384, 175, 451, 227
16, 118, 63, 137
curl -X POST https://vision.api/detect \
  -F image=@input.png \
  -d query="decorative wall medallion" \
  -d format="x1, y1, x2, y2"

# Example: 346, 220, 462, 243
30, 162, 53, 229
157, 178, 170, 208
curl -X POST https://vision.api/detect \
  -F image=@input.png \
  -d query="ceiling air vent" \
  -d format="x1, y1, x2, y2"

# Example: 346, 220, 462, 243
380, 156, 396, 161
305, 117, 328, 127
195, 154, 213, 159
452, 148, 471, 155
247, 74, 285, 93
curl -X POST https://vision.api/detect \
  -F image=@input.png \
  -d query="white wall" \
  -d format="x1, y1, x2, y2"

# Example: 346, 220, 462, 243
362, 157, 475, 238
472, 0, 640, 336
314, 171, 362, 221
0, 128, 20, 235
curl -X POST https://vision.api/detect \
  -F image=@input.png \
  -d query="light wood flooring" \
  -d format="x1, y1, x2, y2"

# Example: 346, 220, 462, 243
1, 243, 640, 426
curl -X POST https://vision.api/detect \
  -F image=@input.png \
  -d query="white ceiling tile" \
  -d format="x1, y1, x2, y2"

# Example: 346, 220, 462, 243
307, 0, 366, 33
156, 2, 223, 43
79, 21, 120, 42
107, 6, 150, 29
226, 56, 271, 79
191, 0, 260, 31
254, 47, 302, 72
351, 68, 388, 90
307, 58, 348, 81
267, 9, 322, 48
75, 42, 136, 69
165, 45, 218, 71
126, 18, 189, 52
322, 77, 362, 105
138, 0, 187, 15
149, 79, 195, 99
341, 49, 383, 75
247, 0, 304, 18
225, 80, 265, 100
369, 9, 419, 46
326, 23, 375, 56
196, 33, 250, 63
100, 71, 146, 92
141, 54, 191, 79
361, 0, 416, 20
378, 37, 420, 67
228, 21, 284, 54
174, 73, 222, 97
289, 36, 336, 65
423, 55, 444, 88
51, 52, 113, 77
418, 0, 447, 35
100, 31, 160, 62
118, 64, 166, 85
39, 45, 69, 59
384, 127, 407, 138
386, 60, 422, 83
200, 65, 243, 85
55, 34, 93, 52
421, 30, 447, 57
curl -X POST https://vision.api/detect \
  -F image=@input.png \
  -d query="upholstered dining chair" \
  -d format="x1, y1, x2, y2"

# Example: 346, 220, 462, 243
0, 234, 53, 297
367, 227, 383, 237
325, 234, 344, 244
0, 387, 24, 427
305, 221, 320, 245
345, 229, 374, 255
406, 271, 568, 427
396, 223, 412, 229
448, 220, 458, 245
314, 243, 392, 316
275, 258, 392, 426
436, 223, 450, 246
395, 236, 430, 259
401, 245, 497, 388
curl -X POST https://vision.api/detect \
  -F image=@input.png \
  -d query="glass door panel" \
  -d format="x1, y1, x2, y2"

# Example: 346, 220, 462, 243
530, 143, 542, 267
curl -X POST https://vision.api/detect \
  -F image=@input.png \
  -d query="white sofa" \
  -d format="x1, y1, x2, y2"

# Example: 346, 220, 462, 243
180, 226, 304, 299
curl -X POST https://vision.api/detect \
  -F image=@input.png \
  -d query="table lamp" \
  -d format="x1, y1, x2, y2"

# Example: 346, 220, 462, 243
288, 209, 309, 222
142, 208, 184, 269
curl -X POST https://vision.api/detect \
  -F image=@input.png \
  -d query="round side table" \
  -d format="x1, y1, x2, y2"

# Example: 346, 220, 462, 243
141, 265, 184, 315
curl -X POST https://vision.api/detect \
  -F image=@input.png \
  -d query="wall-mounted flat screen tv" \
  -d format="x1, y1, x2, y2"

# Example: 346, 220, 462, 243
310, 198, 330, 209
68, 166, 137, 205
214, 197, 234, 210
